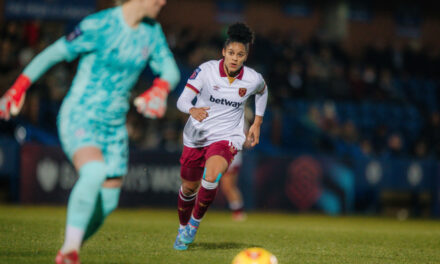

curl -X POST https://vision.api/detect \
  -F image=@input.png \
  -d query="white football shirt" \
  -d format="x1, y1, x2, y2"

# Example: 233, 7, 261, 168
183, 59, 267, 150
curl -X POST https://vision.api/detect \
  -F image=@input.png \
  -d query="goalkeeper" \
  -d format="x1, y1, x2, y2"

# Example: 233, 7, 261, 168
0, 0, 179, 263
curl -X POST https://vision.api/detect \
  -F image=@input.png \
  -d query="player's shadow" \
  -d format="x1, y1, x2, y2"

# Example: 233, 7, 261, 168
191, 242, 261, 250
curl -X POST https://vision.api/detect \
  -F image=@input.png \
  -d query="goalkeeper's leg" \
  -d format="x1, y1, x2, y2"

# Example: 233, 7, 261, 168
57, 147, 106, 263
83, 181, 121, 242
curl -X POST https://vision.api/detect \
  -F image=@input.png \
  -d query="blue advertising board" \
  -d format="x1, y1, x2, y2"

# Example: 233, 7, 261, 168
14, 142, 440, 217
241, 152, 439, 216
20, 143, 182, 207
242, 154, 355, 215
0, 137, 20, 201
5, 0, 96, 20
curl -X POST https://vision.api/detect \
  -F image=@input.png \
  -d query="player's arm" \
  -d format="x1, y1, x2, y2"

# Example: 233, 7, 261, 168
0, 16, 101, 120
176, 64, 209, 122
247, 79, 268, 147
176, 86, 209, 122
134, 23, 180, 119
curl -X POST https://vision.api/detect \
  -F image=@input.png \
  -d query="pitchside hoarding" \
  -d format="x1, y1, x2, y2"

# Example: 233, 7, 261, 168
249, 154, 355, 214
20, 143, 181, 207
247, 153, 437, 215
17, 143, 440, 216
0, 137, 20, 201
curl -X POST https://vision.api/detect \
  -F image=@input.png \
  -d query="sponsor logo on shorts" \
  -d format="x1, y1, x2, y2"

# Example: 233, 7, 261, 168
209, 95, 242, 108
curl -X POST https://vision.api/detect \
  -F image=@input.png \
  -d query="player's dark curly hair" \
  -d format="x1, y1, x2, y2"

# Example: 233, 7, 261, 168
224, 23, 254, 50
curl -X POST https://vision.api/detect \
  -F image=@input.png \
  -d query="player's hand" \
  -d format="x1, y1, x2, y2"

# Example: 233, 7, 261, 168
189, 107, 210, 122
0, 74, 31, 120
243, 130, 252, 149
246, 123, 261, 147
134, 78, 170, 119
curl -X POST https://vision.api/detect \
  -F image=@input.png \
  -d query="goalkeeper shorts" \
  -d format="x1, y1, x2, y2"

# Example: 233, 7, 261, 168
58, 110, 128, 177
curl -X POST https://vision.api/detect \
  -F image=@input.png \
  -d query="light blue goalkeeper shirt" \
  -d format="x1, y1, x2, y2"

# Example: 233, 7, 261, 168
23, 7, 180, 125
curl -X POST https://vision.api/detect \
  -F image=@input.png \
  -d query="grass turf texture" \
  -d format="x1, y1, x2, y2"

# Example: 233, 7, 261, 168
0, 205, 439, 263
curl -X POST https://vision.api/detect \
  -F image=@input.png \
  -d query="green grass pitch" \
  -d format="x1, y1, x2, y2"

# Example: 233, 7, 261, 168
0, 205, 439, 263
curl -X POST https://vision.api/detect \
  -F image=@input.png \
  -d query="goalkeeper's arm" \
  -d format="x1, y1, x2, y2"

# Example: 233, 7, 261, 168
0, 39, 76, 119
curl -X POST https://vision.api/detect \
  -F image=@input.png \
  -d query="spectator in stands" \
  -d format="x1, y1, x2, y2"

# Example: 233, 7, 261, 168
287, 61, 306, 98
423, 111, 440, 157
384, 132, 406, 158
412, 139, 429, 159
0, 10, 439, 161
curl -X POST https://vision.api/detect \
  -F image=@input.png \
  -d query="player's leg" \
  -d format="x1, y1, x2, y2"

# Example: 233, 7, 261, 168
221, 169, 246, 221
57, 146, 107, 262
222, 151, 245, 220
82, 190, 103, 242
56, 112, 101, 263
174, 177, 200, 250
178, 167, 203, 226
100, 180, 121, 219
174, 170, 203, 250
174, 146, 204, 250
83, 127, 127, 242
83, 178, 122, 242
180, 155, 229, 244
181, 141, 236, 244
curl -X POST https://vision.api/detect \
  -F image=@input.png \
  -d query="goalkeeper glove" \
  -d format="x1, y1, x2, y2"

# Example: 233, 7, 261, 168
134, 78, 170, 119
0, 74, 31, 120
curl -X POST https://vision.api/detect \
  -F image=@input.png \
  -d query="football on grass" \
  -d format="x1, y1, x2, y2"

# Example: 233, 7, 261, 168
232, 247, 278, 264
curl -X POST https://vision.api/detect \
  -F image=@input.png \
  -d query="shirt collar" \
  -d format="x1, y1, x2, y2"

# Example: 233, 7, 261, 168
219, 59, 244, 80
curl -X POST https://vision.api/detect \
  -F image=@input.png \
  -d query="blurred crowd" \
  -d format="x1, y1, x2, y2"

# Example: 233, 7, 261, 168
1, 19, 439, 160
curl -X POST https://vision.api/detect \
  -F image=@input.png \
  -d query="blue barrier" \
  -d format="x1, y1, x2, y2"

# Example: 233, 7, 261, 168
240, 152, 439, 216
9, 142, 440, 217
0, 137, 20, 201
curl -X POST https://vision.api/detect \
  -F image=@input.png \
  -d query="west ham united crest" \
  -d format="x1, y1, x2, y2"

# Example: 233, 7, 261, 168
238, 88, 247, 97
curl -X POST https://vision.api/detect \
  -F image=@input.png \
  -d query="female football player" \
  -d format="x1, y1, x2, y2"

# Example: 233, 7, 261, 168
174, 22, 268, 250
0, 0, 180, 263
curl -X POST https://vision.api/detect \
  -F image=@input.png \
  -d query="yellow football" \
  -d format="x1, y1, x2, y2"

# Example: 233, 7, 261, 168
232, 247, 278, 264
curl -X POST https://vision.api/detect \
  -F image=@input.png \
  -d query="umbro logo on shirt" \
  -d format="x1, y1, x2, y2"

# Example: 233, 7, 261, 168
209, 95, 242, 108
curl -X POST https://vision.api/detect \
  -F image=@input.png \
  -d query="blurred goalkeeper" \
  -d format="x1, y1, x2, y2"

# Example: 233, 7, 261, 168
0, 0, 179, 263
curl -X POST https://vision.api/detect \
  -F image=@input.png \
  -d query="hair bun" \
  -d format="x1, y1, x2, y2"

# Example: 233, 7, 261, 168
227, 23, 253, 45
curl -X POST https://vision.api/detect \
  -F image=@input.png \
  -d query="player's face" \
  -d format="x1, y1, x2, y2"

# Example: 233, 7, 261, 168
222, 42, 248, 75
139, 0, 167, 19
